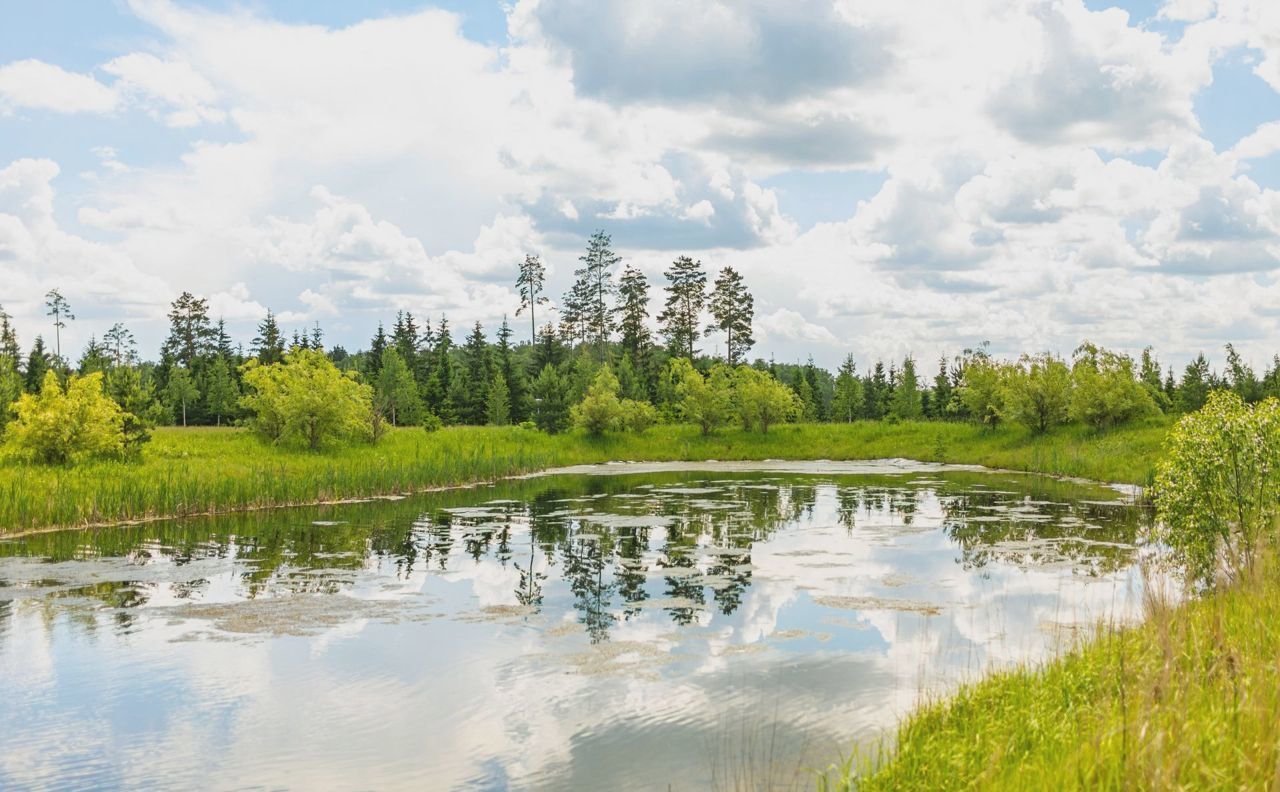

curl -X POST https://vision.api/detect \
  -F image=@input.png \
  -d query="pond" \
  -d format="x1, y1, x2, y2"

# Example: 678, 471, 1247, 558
0, 461, 1150, 791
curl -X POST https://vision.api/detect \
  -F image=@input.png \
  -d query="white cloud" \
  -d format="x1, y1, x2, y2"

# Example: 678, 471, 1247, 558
102, 53, 224, 127
758, 308, 839, 345
0, 59, 118, 114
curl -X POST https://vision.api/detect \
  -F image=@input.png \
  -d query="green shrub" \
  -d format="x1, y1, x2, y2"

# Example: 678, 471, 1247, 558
1154, 390, 1280, 588
2, 371, 127, 464
619, 398, 658, 433
1069, 342, 1157, 429
571, 367, 624, 436
422, 412, 443, 433
670, 358, 733, 435
240, 348, 374, 450
733, 366, 800, 433
1000, 353, 1071, 434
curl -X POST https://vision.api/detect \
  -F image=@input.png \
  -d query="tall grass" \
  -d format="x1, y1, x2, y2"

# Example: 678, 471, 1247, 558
818, 552, 1280, 790
0, 419, 1168, 534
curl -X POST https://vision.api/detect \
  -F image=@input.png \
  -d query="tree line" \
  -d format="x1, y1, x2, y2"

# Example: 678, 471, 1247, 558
3, 229, 1280, 452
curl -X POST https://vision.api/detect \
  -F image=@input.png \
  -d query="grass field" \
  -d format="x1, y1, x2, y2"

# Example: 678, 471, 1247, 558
821, 552, 1280, 791
0, 419, 1169, 534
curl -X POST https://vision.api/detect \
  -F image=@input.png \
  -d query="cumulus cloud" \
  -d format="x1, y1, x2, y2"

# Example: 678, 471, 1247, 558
0, 60, 118, 114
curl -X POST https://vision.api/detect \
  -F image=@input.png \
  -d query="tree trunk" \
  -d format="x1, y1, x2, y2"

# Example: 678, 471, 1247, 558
182, 402, 187, 427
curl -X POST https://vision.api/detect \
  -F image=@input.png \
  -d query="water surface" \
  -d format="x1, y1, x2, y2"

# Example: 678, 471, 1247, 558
0, 463, 1149, 790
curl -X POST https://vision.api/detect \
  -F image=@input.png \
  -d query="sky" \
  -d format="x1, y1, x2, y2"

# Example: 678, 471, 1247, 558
2, 0, 1280, 370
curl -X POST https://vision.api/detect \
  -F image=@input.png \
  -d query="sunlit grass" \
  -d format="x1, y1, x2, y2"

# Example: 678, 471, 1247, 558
818, 553, 1280, 791
0, 419, 1169, 533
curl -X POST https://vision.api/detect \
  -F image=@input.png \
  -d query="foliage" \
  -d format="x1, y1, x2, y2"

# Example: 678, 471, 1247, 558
619, 397, 658, 433
734, 366, 800, 433
571, 366, 630, 436
706, 266, 754, 365
165, 367, 200, 427
890, 355, 923, 420
486, 370, 511, 426
532, 363, 571, 434
1000, 353, 1071, 434
203, 356, 240, 426
670, 358, 733, 435
0, 419, 1169, 533
0, 354, 21, 425
515, 253, 548, 345
239, 349, 374, 450
831, 355, 861, 423
828, 551, 1280, 791
658, 256, 707, 360
2, 371, 126, 464
1069, 342, 1158, 429
1154, 391, 1280, 588
375, 347, 421, 426
958, 354, 1006, 429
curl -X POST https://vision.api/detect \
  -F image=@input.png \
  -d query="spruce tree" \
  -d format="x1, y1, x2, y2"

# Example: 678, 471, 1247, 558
706, 266, 754, 365
161, 292, 214, 369
932, 356, 953, 418
495, 317, 528, 422
1176, 353, 1211, 413
890, 355, 923, 419
425, 318, 456, 422
658, 256, 706, 360
252, 310, 285, 364
532, 363, 570, 433
0, 304, 19, 363
376, 347, 421, 426
366, 323, 388, 380
461, 322, 492, 424
487, 370, 511, 426
831, 355, 861, 422
25, 337, 50, 393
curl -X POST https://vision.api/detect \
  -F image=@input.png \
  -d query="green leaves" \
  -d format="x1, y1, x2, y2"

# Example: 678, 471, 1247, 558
239, 349, 375, 450
1154, 390, 1280, 588
3, 371, 126, 464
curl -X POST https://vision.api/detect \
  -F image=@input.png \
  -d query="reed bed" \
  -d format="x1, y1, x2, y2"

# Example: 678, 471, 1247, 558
0, 420, 1168, 534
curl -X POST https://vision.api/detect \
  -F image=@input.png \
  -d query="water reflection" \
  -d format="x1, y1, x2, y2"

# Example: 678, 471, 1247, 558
0, 467, 1148, 791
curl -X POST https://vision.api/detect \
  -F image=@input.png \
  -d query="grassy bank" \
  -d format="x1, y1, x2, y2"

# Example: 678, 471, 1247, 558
0, 419, 1168, 534
825, 553, 1280, 790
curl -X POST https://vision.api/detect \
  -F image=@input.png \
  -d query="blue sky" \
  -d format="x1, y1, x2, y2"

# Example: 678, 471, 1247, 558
3, 0, 1280, 369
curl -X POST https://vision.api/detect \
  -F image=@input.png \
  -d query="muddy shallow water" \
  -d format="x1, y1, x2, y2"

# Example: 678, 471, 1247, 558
0, 463, 1149, 791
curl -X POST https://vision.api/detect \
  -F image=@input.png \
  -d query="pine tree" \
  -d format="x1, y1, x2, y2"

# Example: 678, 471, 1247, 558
515, 253, 548, 346
831, 355, 861, 422
204, 356, 239, 426
658, 256, 707, 360
252, 310, 286, 364
77, 337, 110, 375
161, 292, 214, 369
706, 266, 754, 365
425, 319, 456, 422
533, 322, 566, 373
573, 230, 616, 358
103, 322, 137, 367
44, 288, 74, 361
486, 370, 511, 426
616, 264, 651, 358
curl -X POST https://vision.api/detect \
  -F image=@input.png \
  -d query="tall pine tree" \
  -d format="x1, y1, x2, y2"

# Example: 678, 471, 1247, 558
706, 266, 754, 365
658, 256, 706, 360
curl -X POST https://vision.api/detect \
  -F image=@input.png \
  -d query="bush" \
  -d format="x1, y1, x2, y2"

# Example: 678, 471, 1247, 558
733, 366, 800, 433
619, 398, 658, 433
421, 412, 443, 433
571, 367, 624, 436
958, 356, 1006, 429
1069, 342, 1157, 429
1000, 353, 1071, 434
2, 371, 127, 464
1154, 391, 1280, 589
240, 349, 375, 450
670, 358, 733, 434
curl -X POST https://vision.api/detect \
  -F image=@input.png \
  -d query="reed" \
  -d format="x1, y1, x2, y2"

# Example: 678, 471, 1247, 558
0, 419, 1168, 534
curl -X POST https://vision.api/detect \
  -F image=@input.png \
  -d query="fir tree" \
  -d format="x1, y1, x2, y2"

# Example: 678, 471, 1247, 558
831, 355, 861, 422
1176, 353, 1211, 413
252, 310, 285, 364
494, 316, 528, 422
931, 356, 954, 418
486, 370, 511, 426
0, 304, 19, 363
658, 256, 706, 360
532, 363, 570, 433
25, 337, 50, 393
890, 355, 923, 419
460, 322, 492, 424
366, 323, 389, 380
706, 266, 754, 365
